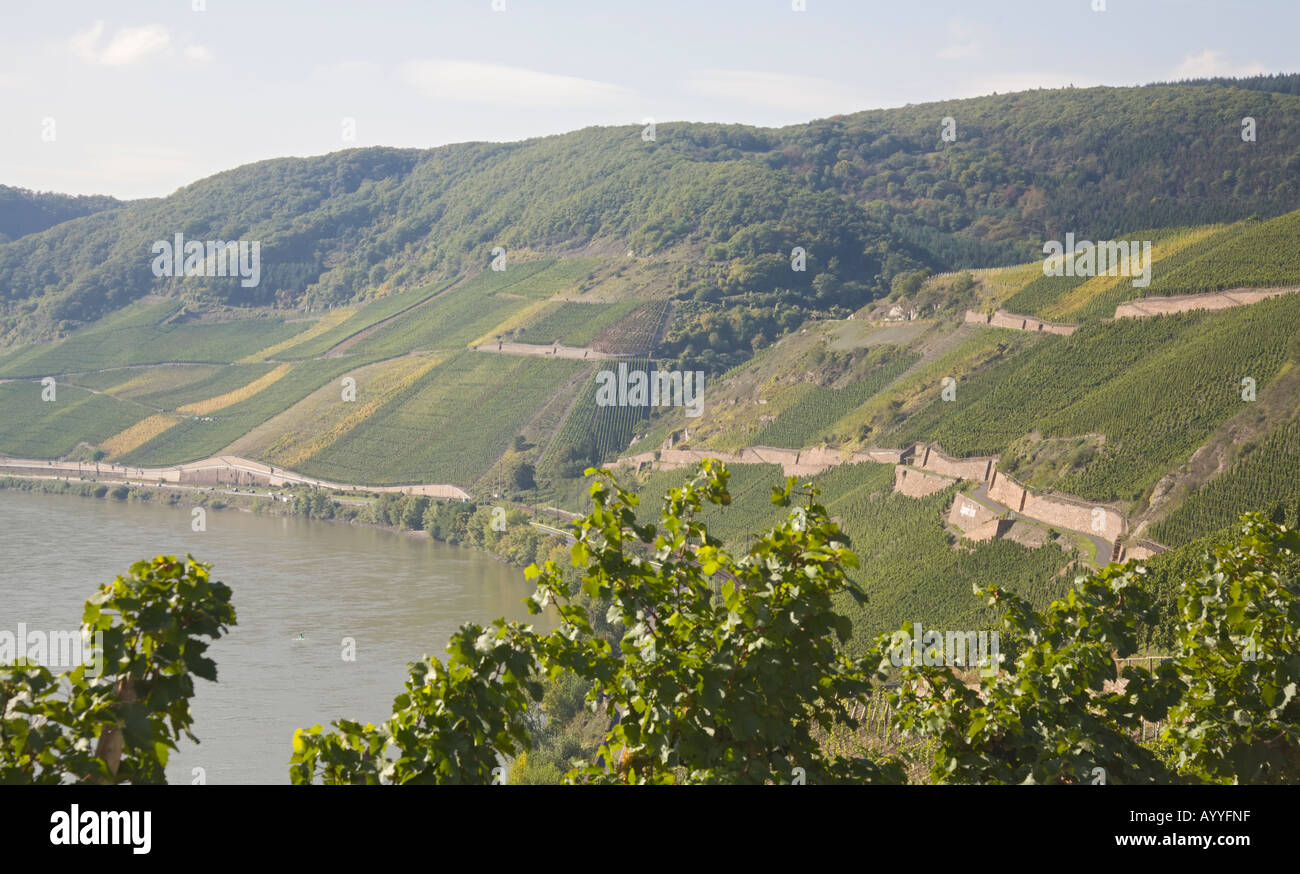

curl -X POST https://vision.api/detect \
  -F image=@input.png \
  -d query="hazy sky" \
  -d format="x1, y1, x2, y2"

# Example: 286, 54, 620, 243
1, 0, 1295, 199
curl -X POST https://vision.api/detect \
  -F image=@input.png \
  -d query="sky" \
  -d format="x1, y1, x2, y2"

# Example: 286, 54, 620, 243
0, 0, 1295, 199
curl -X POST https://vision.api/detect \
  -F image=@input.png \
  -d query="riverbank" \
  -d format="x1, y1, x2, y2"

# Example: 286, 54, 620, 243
0, 484, 545, 784
0, 474, 573, 574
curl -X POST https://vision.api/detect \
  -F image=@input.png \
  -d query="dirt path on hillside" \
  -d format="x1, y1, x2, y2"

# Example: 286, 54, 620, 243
470, 341, 613, 360
0, 454, 471, 500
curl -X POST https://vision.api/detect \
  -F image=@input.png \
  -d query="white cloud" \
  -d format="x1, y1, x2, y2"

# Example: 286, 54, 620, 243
72, 21, 171, 66
1170, 49, 1268, 80
681, 70, 876, 116
69, 21, 210, 67
400, 59, 633, 108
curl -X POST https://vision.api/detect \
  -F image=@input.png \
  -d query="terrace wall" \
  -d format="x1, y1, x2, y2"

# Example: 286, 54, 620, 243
893, 466, 952, 498
914, 443, 996, 482
1113, 286, 1299, 319
966, 309, 1077, 336
947, 494, 998, 532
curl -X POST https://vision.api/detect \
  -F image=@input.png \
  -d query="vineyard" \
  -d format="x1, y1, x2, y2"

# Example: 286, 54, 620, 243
223, 354, 445, 468
998, 271, 1092, 318
66, 363, 224, 398
628, 458, 1076, 654
752, 351, 919, 448
238, 307, 355, 362
542, 358, 656, 476
1151, 418, 1300, 545
117, 355, 378, 466
177, 363, 293, 415
512, 301, 624, 345
895, 295, 1300, 503
839, 326, 1036, 441
0, 301, 301, 377
1060, 224, 1235, 321
0, 382, 148, 457
992, 214, 1300, 322
998, 226, 1205, 320
590, 301, 670, 355
491, 258, 603, 299
270, 278, 457, 360
116, 363, 279, 411
1143, 211, 1300, 295
294, 351, 585, 485
349, 268, 556, 356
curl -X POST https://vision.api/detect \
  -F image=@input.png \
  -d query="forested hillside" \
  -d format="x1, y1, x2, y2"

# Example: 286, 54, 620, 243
0, 185, 122, 244
3, 78, 1300, 359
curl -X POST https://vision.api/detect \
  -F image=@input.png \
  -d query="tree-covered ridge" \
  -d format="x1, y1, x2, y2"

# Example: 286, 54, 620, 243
0, 185, 123, 244
3, 79, 1299, 349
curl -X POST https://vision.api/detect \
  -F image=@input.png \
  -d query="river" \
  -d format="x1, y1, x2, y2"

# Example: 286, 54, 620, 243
0, 489, 547, 784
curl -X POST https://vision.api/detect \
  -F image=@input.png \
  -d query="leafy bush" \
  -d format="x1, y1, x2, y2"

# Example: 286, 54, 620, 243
1, 556, 236, 784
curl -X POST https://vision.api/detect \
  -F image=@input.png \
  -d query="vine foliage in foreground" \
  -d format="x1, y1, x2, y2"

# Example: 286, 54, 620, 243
1, 555, 235, 784
289, 461, 902, 784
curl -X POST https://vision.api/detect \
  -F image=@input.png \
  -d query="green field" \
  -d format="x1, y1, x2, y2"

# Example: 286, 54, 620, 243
896, 295, 1300, 503
1153, 418, 1300, 545
0, 301, 302, 377
0, 382, 149, 457
270, 278, 458, 360
117, 357, 376, 465
630, 459, 1075, 654
295, 351, 587, 485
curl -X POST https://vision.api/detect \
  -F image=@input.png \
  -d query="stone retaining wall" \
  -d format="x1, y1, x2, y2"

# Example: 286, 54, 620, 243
1114, 286, 1299, 319
966, 309, 1077, 336
948, 494, 998, 532
914, 443, 996, 482
989, 470, 1124, 542
894, 466, 953, 498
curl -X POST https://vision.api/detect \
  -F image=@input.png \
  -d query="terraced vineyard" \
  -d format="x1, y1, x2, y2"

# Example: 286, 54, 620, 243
896, 295, 1300, 503
752, 351, 920, 448
1061, 224, 1237, 321
1144, 211, 1300, 295
999, 226, 1205, 320
1152, 418, 1300, 545
629, 459, 1075, 654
